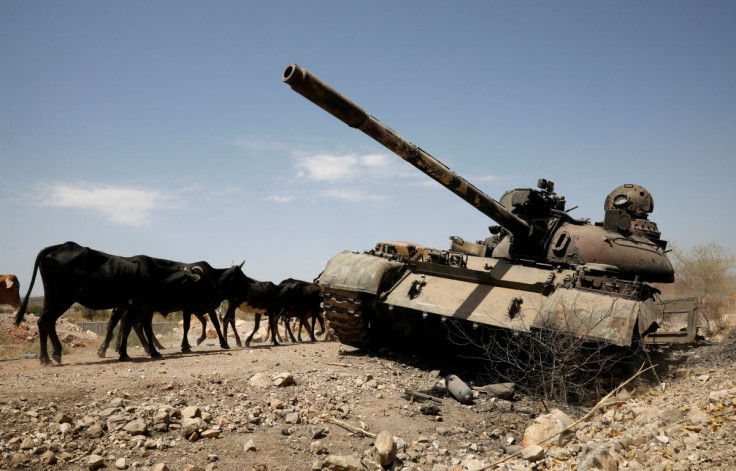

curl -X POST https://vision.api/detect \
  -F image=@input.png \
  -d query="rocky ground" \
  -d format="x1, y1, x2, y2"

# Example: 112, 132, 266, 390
0, 313, 735, 471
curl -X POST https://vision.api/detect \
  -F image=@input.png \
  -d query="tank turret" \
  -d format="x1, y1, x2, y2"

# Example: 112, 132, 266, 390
283, 64, 674, 282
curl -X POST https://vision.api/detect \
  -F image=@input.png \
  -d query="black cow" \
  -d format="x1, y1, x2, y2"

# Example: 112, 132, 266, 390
107, 260, 247, 360
274, 278, 325, 343
15, 242, 247, 364
221, 277, 324, 347
220, 276, 281, 347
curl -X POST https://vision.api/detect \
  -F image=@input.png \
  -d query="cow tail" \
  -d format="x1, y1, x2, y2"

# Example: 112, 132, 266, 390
14, 247, 46, 326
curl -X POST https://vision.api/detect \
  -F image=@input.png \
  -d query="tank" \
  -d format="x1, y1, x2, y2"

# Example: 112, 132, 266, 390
282, 64, 698, 350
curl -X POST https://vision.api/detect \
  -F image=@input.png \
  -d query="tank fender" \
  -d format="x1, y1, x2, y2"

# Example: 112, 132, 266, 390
537, 288, 656, 346
318, 251, 405, 295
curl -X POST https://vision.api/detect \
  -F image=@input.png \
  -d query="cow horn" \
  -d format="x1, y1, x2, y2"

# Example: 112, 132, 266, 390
191, 266, 204, 274
4, 278, 13, 289
238, 260, 245, 269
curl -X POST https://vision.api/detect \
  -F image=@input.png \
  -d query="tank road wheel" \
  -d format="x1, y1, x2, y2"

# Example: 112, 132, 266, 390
322, 290, 373, 349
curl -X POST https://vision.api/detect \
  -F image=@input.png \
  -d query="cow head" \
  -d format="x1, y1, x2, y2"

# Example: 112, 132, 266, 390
1, 275, 21, 308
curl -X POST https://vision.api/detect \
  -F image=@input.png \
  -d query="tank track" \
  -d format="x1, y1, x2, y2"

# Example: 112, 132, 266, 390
321, 289, 372, 349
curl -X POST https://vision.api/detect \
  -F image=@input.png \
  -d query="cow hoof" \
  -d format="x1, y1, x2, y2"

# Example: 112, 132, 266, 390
97, 348, 107, 358
196, 338, 205, 346
220, 343, 230, 350
52, 355, 62, 364
181, 346, 191, 354
150, 351, 163, 359
40, 357, 52, 366
119, 355, 132, 362
235, 340, 242, 348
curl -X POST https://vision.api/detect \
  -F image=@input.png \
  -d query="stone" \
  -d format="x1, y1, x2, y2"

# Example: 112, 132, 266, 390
521, 444, 545, 462
578, 446, 619, 471
244, 439, 256, 451
686, 406, 710, 426
151, 464, 169, 471
59, 422, 73, 434
201, 429, 221, 439
273, 372, 295, 387
181, 417, 203, 439
123, 418, 148, 435
483, 382, 516, 400
181, 406, 201, 419
88, 454, 105, 470
249, 373, 272, 389
87, 423, 105, 438
308, 425, 329, 439
115, 457, 128, 469
375, 430, 397, 466
20, 437, 35, 450
40, 450, 57, 465
310, 440, 328, 454
184, 466, 204, 471
54, 413, 73, 424
522, 409, 574, 447
322, 454, 365, 471
285, 412, 300, 424
659, 408, 686, 425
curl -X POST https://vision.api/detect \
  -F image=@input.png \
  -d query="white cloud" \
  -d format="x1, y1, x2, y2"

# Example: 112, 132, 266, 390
34, 182, 173, 227
266, 194, 295, 203
322, 189, 386, 202
296, 154, 358, 181
359, 153, 391, 168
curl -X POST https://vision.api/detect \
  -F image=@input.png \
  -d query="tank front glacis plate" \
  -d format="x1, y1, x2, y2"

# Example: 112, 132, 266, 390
319, 251, 404, 295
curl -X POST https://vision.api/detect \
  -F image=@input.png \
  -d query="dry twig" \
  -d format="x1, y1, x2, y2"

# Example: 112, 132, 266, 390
328, 417, 377, 438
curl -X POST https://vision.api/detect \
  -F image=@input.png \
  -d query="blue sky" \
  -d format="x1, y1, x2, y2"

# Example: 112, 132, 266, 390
2, 1, 735, 296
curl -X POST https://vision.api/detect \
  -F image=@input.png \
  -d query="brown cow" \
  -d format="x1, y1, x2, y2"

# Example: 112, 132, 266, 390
0, 275, 21, 308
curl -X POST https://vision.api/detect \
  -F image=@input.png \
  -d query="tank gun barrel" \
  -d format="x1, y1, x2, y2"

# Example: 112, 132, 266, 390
282, 64, 530, 239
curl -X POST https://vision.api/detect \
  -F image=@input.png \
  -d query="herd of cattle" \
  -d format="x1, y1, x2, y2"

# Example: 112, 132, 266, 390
2, 241, 324, 365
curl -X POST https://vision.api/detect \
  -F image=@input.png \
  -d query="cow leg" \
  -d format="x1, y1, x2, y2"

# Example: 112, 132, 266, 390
133, 323, 154, 354
245, 313, 261, 347
207, 311, 229, 349
313, 312, 325, 337
98, 307, 125, 358
117, 308, 136, 361
36, 313, 57, 366
280, 310, 298, 343
181, 311, 192, 353
300, 313, 316, 342
222, 302, 242, 347
229, 312, 242, 348
37, 301, 70, 365
141, 312, 161, 359
195, 312, 207, 346
269, 312, 282, 346
150, 328, 165, 350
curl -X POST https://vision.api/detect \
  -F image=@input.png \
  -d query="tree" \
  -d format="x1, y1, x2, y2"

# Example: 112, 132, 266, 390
671, 243, 736, 335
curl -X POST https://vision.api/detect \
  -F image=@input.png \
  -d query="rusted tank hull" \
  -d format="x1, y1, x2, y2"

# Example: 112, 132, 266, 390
319, 250, 697, 349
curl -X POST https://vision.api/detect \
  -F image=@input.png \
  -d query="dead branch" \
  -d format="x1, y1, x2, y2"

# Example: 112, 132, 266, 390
403, 389, 444, 403
327, 417, 377, 438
